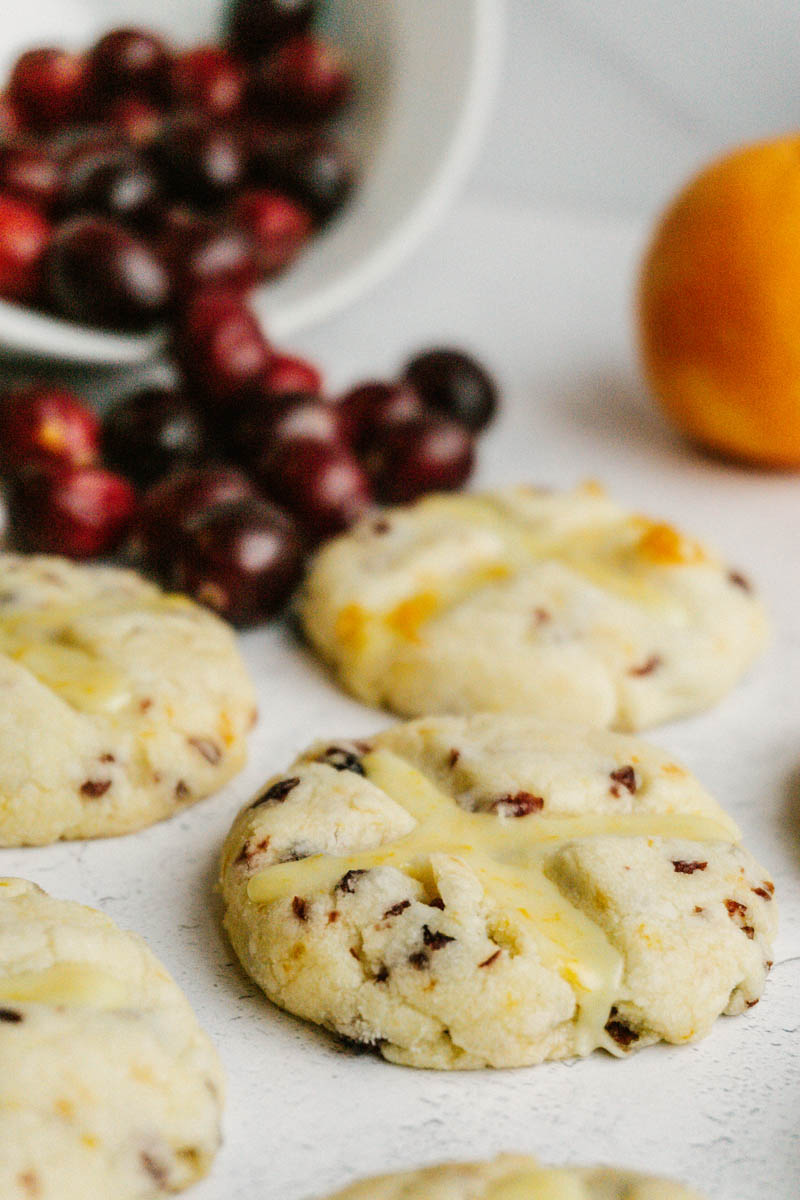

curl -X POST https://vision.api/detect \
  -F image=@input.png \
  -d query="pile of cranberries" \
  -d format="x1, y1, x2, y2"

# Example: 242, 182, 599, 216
0, 329, 498, 626
0, 0, 355, 330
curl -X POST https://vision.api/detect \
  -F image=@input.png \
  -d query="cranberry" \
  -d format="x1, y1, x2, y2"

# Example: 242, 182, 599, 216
0, 144, 63, 212
0, 194, 51, 304
13, 464, 136, 558
250, 34, 352, 121
102, 384, 205, 488
0, 384, 99, 475
233, 188, 311, 274
258, 436, 371, 539
367, 415, 474, 504
50, 123, 123, 167
0, 93, 22, 140
227, 0, 317, 59
403, 348, 498, 432
87, 29, 171, 103
158, 210, 258, 298
263, 351, 322, 396
154, 113, 246, 206
62, 147, 161, 229
172, 46, 245, 119
252, 132, 353, 225
167, 496, 303, 625
46, 215, 171, 331
337, 381, 425, 450
247, 120, 314, 178
174, 290, 271, 403
109, 97, 164, 147
9, 48, 86, 131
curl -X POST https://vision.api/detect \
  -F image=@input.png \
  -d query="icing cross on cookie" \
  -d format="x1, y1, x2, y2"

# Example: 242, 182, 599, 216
248, 748, 738, 1055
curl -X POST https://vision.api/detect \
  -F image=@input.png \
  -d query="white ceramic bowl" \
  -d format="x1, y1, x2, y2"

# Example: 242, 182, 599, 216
0, 0, 503, 364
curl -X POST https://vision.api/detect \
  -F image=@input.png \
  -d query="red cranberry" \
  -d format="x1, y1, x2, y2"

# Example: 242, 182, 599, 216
0, 194, 51, 304
166, 496, 303, 625
158, 209, 258, 298
250, 34, 352, 121
252, 132, 353, 225
62, 147, 161, 229
0, 384, 99, 474
136, 462, 258, 570
258, 436, 371, 539
0, 144, 63, 212
109, 97, 164, 147
9, 48, 86, 131
88, 29, 171, 103
174, 290, 271, 403
46, 215, 170, 331
263, 351, 322, 396
0, 93, 22, 140
13, 464, 136, 558
403, 348, 498, 432
227, 0, 317, 59
233, 188, 311, 274
337, 381, 425, 451
49, 123, 123, 167
172, 46, 245, 119
102, 384, 205, 488
154, 113, 246, 206
367, 415, 475, 504
247, 120, 314, 177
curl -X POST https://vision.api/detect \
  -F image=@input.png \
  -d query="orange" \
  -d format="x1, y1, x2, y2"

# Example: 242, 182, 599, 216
637, 135, 800, 468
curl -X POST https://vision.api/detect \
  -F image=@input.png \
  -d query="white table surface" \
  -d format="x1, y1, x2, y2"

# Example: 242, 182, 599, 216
2, 199, 799, 1199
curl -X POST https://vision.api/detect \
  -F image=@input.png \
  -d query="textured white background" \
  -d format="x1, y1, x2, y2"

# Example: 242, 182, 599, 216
3, 3, 800, 1198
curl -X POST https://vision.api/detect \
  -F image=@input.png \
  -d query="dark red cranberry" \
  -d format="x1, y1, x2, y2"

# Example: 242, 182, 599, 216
247, 120, 314, 178
8, 48, 86, 131
158, 210, 258, 298
102, 384, 205, 488
233, 188, 311, 274
263, 351, 322, 396
403, 349, 498, 432
227, 0, 316, 59
46, 215, 170, 331
0, 194, 51, 303
87, 29, 171, 103
154, 113, 246, 206
0, 93, 22, 140
252, 132, 353, 225
0, 384, 99, 474
13, 464, 136, 558
49, 123, 123, 167
172, 46, 246, 119
62, 147, 161, 230
367, 415, 474, 504
108, 97, 164, 147
250, 34, 352, 121
174, 290, 271, 403
166, 496, 303, 625
258, 437, 371, 539
337, 381, 425, 451
0, 144, 63, 212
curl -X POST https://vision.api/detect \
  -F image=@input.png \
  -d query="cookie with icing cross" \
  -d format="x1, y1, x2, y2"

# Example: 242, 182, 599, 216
298, 484, 768, 729
220, 714, 777, 1069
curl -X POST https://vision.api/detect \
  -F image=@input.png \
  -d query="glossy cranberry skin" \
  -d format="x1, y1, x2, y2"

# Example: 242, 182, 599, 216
46, 215, 171, 331
234, 188, 311, 274
102, 384, 205, 488
109, 97, 164, 147
167, 496, 303, 625
13, 464, 136, 558
227, 0, 316, 59
0, 384, 100, 475
402, 348, 498, 432
174, 290, 271, 404
158, 209, 258, 298
258, 436, 371, 540
0, 144, 63, 212
337, 381, 425, 451
250, 34, 352, 121
263, 351, 322, 396
62, 147, 161, 229
9, 48, 86, 131
0, 194, 51, 303
252, 132, 353, 225
88, 29, 171, 103
367, 415, 474, 504
154, 114, 246, 206
172, 46, 245, 119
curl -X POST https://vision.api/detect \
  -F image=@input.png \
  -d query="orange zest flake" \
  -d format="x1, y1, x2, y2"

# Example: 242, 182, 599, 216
335, 603, 368, 652
218, 710, 235, 747
637, 521, 707, 566
385, 591, 439, 642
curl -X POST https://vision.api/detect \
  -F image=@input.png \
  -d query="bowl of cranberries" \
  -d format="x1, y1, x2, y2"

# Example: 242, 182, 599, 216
0, 0, 503, 363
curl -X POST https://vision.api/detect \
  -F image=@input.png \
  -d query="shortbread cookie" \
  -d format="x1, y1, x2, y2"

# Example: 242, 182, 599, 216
319, 1154, 704, 1199
299, 484, 767, 729
0, 878, 224, 1199
0, 553, 256, 844
221, 714, 777, 1069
